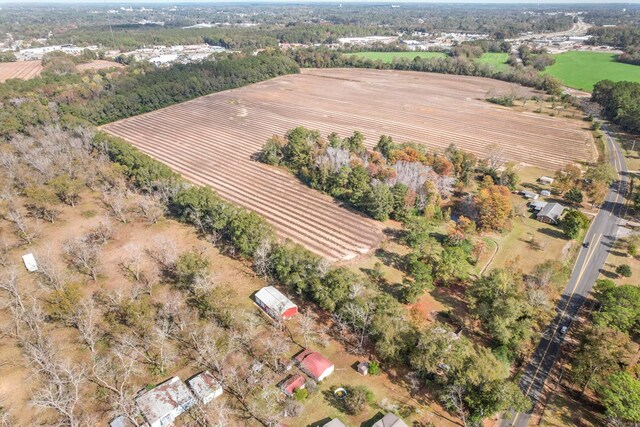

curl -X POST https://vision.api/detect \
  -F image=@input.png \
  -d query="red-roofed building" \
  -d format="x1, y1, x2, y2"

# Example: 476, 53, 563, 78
255, 286, 298, 320
294, 349, 334, 382
279, 374, 306, 397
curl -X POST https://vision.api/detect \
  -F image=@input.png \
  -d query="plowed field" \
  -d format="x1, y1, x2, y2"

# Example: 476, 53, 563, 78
0, 61, 42, 83
103, 68, 594, 261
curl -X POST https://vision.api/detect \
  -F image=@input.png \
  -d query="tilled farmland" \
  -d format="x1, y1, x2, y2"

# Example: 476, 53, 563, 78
103, 68, 594, 261
0, 61, 43, 83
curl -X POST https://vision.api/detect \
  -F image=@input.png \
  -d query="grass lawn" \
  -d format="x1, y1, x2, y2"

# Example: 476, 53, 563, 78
350, 51, 447, 62
476, 52, 509, 70
544, 51, 640, 92
351, 51, 509, 70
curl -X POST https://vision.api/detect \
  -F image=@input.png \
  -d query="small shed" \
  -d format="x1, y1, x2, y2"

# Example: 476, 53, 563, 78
135, 377, 195, 427
22, 253, 38, 272
255, 286, 298, 320
279, 374, 306, 397
540, 190, 551, 197
521, 190, 539, 200
187, 371, 222, 405
536, 202, 566, 224
372, 413, 409, 427
294, 349, 334, 382
357, 361, 369, 376
539, 176, 555, 185
323, 419, 347, 427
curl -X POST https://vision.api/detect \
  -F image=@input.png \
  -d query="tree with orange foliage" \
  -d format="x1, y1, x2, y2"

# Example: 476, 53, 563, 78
475, 185, 512, 231
431, 155, 454, 176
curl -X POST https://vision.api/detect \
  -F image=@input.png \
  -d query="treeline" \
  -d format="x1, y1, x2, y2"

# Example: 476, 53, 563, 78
52, 24, 394, 52
287, 47, 564, 94
260, 127, 468, 221
588, 26, 640, 65
0, 51, 299, 136
63, 52, 299, 125
570, 279, 640, 425
588, 26, 640, 50
95, 130, 531, 425
592, 80, 640, 134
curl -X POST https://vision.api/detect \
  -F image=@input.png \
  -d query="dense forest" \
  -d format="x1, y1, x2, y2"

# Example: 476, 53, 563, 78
592, 80, 640, 134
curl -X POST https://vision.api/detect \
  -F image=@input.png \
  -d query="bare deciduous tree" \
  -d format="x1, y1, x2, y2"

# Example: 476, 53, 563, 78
442, 384, 469, 427
486, 143, 506, 171
253, 239, 272, 277
33, 251, 68, 291
298, 309, 327, 348
72, 299, 101, 354
137, 195, 164, 224
102, 187, 130, 224
86, 219, 113, 245
63, 237, 101, 281
5, 204, 39, 244
146, 237, 178, 272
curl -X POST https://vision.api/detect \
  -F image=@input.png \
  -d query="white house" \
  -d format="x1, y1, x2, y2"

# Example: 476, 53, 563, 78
187, 371, 223, 404
136, 377, 195, 427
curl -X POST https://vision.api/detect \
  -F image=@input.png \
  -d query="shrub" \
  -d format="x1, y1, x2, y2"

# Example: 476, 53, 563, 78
293, 388, 308, 401
368, 360, 381, 375
344, 385, 374, 415
616, 264, 632, 278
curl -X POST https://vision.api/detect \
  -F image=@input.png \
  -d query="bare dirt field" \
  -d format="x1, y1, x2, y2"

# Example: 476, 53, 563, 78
103, 68, 594, 261
0, 61, 43, 83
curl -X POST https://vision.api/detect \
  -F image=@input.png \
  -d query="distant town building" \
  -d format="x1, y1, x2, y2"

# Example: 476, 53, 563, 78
254, 286, 298, 320
135, 377, 195, 427
294, 349, 334, 381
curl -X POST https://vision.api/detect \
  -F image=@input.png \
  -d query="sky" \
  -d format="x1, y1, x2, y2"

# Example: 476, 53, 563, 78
0, 0, 638, 3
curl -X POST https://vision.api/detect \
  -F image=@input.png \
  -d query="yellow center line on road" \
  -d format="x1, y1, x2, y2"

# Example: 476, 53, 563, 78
521, 232, 603, 398
508, 134, 623, 427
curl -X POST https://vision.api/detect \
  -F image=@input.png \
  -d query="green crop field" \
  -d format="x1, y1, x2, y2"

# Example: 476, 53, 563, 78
351, 51, 448, 61
544, 51, 640, 92
476, 52, 509, 70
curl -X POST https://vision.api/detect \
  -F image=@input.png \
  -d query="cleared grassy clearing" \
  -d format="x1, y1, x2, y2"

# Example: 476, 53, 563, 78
351, 51, 447, 61
545, 51, 640, 92
477, 52, 509, 70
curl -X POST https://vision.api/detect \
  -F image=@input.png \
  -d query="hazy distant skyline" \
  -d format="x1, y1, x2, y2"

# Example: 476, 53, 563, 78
0, 0, 638, 4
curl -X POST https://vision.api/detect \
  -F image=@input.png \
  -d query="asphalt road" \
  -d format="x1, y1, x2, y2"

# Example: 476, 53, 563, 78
501, 126, 628, 427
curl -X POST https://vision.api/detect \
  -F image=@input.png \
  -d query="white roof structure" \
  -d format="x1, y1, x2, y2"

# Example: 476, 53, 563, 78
255, 286, 297, 319
22, 253, 38, 272
187, 371, 222, 405
135, 377, 195, 427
